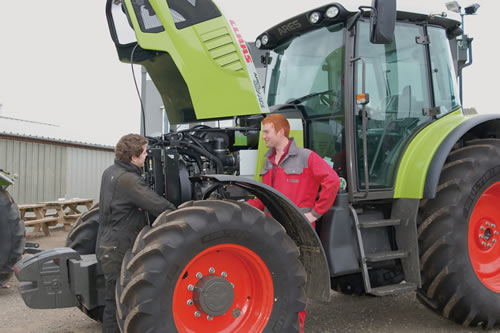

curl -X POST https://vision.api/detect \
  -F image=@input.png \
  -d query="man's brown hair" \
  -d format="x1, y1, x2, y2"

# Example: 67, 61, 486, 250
262, 114, 290, 138
115, 134, 148, 162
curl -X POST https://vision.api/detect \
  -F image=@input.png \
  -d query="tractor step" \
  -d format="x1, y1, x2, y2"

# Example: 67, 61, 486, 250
350, 204, 420, 296
359, 218, 400, 228
370, 282, 417, 296
365, 250, 408, 262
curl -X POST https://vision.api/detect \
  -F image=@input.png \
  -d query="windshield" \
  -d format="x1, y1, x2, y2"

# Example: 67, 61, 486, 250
266, 23, 345, 117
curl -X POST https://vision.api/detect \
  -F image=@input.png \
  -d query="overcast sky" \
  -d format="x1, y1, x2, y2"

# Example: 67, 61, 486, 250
0, 1, 498, 146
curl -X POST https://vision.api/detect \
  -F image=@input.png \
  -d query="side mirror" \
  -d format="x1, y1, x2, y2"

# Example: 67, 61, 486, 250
370, 0, 396, 44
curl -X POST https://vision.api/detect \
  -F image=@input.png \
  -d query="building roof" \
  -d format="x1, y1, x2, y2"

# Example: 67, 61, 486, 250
0, 115, 113, 150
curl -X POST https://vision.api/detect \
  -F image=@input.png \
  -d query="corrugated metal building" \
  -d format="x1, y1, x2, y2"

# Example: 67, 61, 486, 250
0, 133, 114, 204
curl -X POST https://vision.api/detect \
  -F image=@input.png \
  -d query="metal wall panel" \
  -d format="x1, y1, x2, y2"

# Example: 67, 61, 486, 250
0, 139, 66, 204
0, 137, 114, 204
65, 147, 114, 202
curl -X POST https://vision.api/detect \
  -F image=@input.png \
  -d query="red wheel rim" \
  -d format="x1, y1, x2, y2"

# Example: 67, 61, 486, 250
468, 182, 500, 292
173, 244, 274, 332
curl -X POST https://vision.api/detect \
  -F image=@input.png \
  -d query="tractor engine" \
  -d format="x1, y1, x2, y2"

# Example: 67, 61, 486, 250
144, 117, 262, 206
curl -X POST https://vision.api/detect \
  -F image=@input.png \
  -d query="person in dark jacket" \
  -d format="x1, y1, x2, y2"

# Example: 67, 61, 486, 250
248, 114, 340, 333
96, 133, 176, 333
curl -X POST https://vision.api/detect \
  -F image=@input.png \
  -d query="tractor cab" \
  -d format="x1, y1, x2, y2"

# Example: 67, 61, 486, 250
256, 3, 462, 201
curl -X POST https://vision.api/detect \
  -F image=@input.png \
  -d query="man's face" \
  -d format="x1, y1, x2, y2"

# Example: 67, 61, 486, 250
262, 123, 282, 148
131, 144, 148, 168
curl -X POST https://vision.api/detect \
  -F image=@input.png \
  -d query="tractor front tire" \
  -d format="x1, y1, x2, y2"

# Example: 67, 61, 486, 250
0, 189, 25, 285
65, 206, 103, 322
417, 139, 500, 328
117, 200, 306, 333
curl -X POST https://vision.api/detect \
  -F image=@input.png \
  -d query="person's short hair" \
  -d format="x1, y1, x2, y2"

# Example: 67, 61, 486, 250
262, 114, 290, 138
115, 134, 148, 162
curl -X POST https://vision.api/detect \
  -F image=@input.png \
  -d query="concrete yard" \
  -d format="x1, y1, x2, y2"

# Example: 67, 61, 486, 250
1, 228, 498, 333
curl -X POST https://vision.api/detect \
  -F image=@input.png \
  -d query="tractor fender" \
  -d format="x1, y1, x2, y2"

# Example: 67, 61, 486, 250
194, 174, 331, 302
423, 113, 500, 199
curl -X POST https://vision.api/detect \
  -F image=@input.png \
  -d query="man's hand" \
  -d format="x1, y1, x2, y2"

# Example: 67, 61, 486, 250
304, 212, 317, 223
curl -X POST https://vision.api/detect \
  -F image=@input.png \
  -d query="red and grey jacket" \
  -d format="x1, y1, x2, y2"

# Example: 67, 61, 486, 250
249, 138, 340, 218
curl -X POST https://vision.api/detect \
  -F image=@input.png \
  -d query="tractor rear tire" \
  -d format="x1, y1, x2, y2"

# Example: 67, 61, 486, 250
117, 200, 306, 333
65, 206, 104, 322
417, 139, 500, 328
0, 189, 25, 285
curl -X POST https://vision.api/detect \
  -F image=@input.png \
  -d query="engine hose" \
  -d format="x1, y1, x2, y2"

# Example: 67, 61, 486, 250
178, 148, 203, 172
182, 143, 224, 173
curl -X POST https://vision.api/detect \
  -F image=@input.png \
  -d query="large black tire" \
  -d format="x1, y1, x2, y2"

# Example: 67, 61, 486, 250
0, 189, 25, 285
117, 200, 306, 333
65, 206, 104, 322
417, 139, 500, 328
65, 205, 99, 253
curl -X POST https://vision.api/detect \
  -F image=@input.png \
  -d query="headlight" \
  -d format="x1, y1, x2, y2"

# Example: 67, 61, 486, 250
325, 6, 339, 18
261, 34, 269, 46
255, 38, 262, 49
309, 12, 321, 24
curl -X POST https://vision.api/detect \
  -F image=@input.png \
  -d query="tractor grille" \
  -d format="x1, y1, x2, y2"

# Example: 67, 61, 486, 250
198, 26, 243, 72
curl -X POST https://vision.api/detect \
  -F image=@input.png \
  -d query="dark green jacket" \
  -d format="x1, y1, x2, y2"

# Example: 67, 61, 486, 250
96, 160, 175, 254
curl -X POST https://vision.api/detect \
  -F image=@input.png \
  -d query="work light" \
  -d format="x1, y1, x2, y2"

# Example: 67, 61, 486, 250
325, 6, 339, 18
309, 12, 321, 24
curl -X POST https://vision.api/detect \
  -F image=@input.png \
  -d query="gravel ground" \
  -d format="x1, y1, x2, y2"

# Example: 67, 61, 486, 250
1, 228, 498, 333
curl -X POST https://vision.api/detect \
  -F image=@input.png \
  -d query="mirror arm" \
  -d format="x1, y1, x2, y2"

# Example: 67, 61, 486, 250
347, 6, 375, 32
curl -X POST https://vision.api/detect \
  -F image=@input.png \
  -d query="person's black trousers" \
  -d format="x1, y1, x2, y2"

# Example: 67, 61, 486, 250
97, 246, 123, 333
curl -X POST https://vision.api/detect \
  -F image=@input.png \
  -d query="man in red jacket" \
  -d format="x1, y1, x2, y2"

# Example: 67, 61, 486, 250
248, 113, 340, 332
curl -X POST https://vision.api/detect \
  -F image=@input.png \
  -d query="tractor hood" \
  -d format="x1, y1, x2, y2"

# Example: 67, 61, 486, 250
106, 0, 268, 125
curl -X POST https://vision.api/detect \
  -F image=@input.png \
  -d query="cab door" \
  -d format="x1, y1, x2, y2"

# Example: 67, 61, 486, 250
351, 20, 433, 197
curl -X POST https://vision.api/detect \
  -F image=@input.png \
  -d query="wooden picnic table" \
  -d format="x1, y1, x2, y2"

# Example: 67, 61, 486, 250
18, 203, 60, 236
18, 198, 93, 236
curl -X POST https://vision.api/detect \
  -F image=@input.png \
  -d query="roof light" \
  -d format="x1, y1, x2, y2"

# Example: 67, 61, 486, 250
309, 12, 321, 24
464, 3, 480, 15
255, 38, 262, 49
261, 35, 269, 46
445, 1, 461, 13
325, 6, 339, 18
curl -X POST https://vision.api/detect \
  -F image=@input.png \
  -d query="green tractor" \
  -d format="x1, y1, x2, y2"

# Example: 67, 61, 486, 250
15, 0, 499, 331
0, 170, 25, 287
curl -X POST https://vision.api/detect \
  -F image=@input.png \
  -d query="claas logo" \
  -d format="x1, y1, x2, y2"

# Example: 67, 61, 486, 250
230, 20, 253, 64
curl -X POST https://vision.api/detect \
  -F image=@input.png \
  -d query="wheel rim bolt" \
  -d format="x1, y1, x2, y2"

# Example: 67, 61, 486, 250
207, 315, 213, 321
196, 272, 203, 279
486, 222, 490, 226
495, 231, 499, 235
221, 272, 227, 278
232, 308, 241, 318
480, 226, 486, 231
195, 311, 201, 318
479, 234, 483, 239
209, 267, 215, 274
492, 224, 497, 228
187, 299, 193, 306
188, 284, 194, 291
493, 239, 497, 243
487, 243, 492, 248
482, 241, 487, 246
